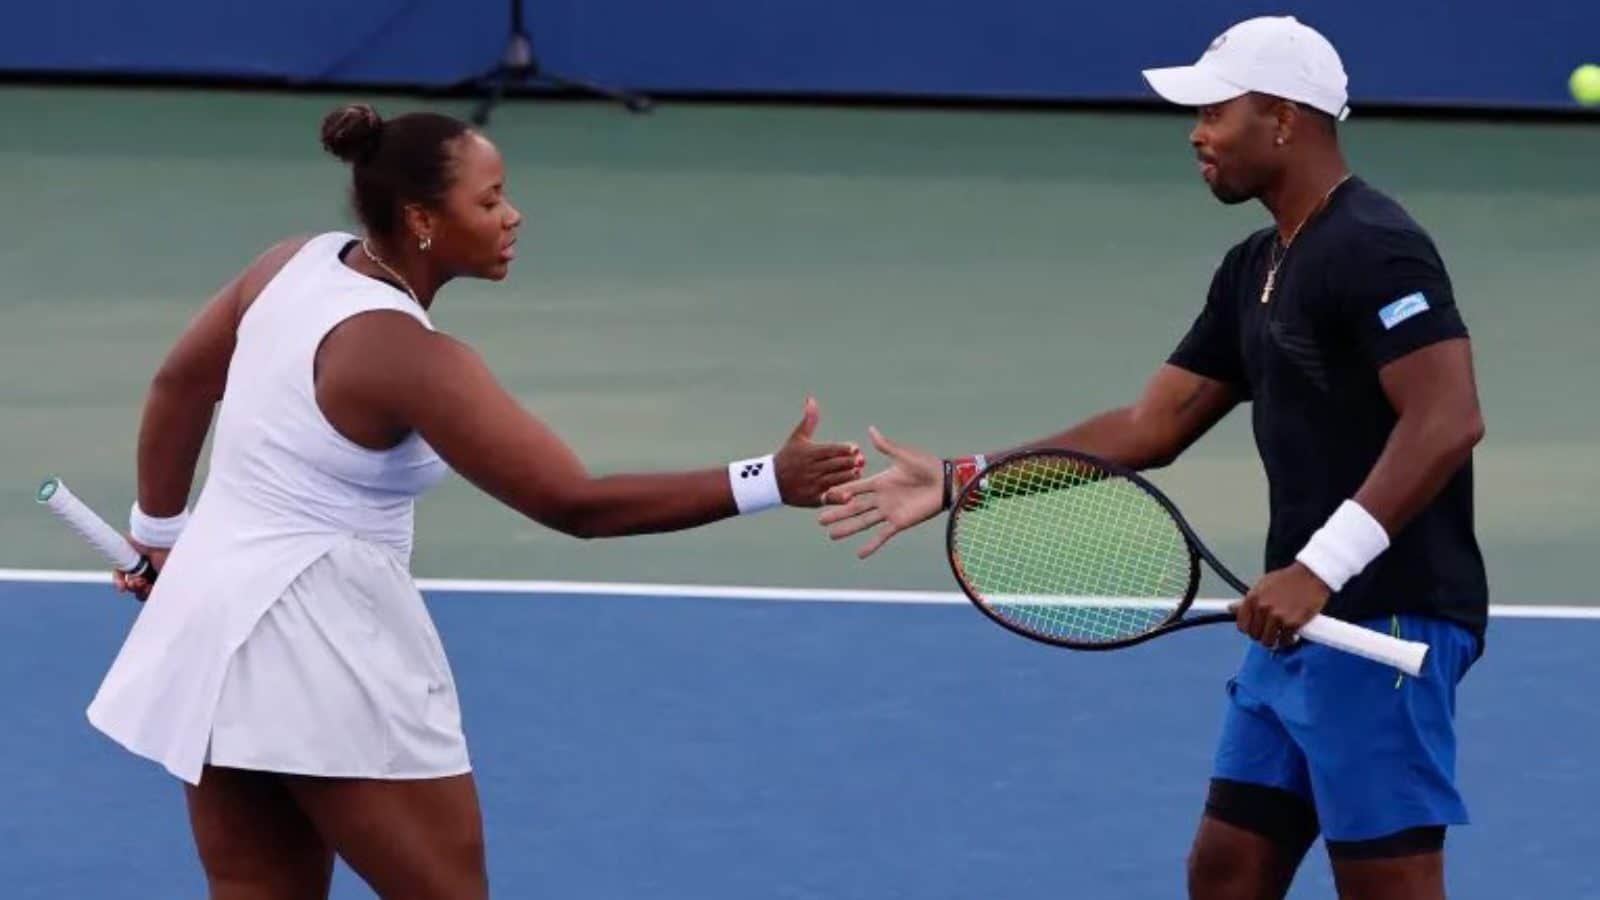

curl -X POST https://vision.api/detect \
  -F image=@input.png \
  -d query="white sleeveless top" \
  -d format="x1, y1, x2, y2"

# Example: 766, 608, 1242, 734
87, 232, 451, 784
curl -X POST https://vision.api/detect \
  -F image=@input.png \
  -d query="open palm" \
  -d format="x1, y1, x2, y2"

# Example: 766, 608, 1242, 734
817, 427, 945, 558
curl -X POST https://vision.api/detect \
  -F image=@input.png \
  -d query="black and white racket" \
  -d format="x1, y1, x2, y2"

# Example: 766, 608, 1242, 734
945, 449, 1428, 676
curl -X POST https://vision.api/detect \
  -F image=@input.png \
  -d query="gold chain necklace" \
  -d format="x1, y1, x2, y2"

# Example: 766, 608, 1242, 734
361, 239, 420, 306
1260, 174, 1351, 304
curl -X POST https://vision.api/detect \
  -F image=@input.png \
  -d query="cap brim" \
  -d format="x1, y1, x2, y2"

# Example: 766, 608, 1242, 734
1140, 65, 1247, 107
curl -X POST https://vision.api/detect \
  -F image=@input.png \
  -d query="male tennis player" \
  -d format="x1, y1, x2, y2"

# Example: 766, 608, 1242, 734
819, 16, 1486, 900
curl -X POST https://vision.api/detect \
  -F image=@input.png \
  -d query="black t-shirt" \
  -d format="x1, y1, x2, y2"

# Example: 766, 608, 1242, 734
1169, 177, 1488, 636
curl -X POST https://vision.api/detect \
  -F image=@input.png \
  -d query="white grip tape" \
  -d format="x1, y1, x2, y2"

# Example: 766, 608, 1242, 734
728, 454, 782, 515
1298, 614, 1429, 677
37, 478, 142, 572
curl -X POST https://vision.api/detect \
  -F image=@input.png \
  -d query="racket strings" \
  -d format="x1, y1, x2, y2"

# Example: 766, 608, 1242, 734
952, 456, 1192, 644
963, 467, 1177, 640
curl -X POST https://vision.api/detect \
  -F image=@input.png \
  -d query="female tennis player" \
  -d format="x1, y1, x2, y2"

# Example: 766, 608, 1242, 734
90, 103, 863, 900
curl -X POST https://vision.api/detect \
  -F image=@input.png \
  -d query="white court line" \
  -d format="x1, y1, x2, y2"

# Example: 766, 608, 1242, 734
0, 569, 106, 584
416, 577, 960, 605
2, 568, 1597, 619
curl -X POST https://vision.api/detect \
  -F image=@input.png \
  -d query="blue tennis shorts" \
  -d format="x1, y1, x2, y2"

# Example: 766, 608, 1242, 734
1212, 614, 1481, 842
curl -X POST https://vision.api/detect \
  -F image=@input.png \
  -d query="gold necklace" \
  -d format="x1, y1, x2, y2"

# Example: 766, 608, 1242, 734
361, 239, 420, 306
1260, 174, 1351, 304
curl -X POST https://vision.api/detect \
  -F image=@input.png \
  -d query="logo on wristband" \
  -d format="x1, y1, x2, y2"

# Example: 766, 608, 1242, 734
740, 463, 766, 479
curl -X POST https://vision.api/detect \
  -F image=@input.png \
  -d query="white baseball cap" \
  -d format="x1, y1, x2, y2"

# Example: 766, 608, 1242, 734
1142, 16, 1351, 121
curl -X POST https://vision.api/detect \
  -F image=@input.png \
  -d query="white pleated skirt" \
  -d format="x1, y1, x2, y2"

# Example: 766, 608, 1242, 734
206, 537, 470, 779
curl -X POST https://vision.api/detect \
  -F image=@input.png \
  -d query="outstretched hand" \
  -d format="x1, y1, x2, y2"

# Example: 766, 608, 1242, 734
773, 396, 865, 507
816, 427, 944, 558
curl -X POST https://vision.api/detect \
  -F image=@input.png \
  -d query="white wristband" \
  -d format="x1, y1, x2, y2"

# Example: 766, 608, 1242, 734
1294, 500, 1389, 592
728, 455, 782, 515
130, 502, 190, 549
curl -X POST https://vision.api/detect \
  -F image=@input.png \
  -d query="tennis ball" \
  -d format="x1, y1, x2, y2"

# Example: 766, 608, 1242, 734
1571, 64, 1600, 107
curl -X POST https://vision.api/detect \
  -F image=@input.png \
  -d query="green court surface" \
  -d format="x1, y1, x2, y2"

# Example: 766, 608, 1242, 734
3, 86, 1596, 602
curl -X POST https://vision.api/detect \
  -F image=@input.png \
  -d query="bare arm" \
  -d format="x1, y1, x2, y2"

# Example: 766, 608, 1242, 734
819, 364, 1240, 558
1353, 338, 1484, 532
401, 329, 736, 537
114, 239, 309, 599
1005, 364, 1239, 470
325, 315, 861, 539
1232, 338, 1484, 647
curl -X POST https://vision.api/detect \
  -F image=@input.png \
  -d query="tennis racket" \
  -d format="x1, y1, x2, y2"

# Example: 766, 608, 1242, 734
37, 477, 158, 590
945, 449, 1429, 676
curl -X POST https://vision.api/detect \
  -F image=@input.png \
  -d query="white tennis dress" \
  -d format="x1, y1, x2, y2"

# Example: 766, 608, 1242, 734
87, 232, 466, 785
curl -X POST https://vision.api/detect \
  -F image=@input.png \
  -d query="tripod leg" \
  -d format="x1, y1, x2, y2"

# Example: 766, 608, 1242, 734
472, 65, 514, 126
539, 70, 654, 113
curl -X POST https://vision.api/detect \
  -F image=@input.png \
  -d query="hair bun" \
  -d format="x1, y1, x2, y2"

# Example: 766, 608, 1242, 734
320, 104, 384, 164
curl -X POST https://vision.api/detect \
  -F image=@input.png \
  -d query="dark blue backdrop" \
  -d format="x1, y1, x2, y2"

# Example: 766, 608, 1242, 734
3, 1, 1595, 109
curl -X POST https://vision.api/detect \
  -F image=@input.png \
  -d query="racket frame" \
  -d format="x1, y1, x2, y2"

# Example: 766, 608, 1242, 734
947, 447, 1269, 652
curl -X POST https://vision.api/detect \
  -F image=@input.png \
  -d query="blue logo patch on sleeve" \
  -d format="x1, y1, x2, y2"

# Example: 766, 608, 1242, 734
1378, 292, 1430, 330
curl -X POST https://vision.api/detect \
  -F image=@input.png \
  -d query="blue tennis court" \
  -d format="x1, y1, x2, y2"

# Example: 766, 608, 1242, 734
3, 574, 1594, 899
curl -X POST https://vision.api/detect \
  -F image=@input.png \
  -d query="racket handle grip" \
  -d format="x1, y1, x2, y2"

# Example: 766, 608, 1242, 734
36, 477, 155, 580
1299, 614, 1428, 677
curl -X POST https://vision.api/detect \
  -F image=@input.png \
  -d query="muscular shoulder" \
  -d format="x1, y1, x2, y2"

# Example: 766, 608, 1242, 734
317, 312, 488, 431
323, 311, 476, 389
